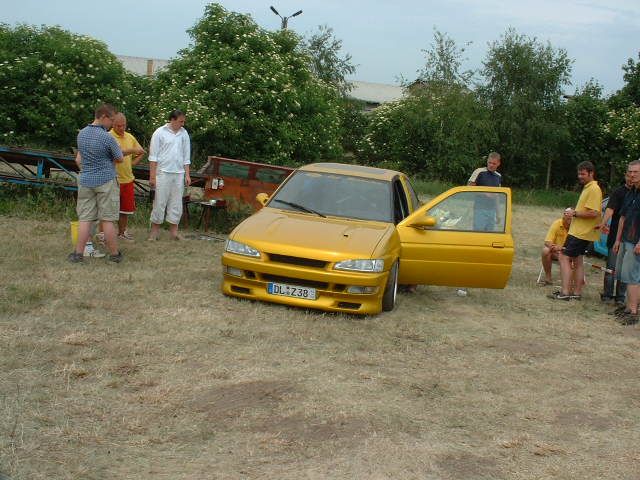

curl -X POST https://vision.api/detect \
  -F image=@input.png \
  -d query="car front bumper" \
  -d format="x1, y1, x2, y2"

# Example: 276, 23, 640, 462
221, 253, 389, 315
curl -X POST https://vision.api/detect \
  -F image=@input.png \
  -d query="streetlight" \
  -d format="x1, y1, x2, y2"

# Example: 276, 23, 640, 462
270, 5, 303, 30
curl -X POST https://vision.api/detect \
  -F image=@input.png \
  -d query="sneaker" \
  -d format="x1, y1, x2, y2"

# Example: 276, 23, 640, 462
618, 312, 639, 325
569, 293, 582, 300
609, 305, 628, 316
67, 252, 83, 263
83, 242, 106, 258
547, 292, 571, 301
95, 232, 105, 246
118, 230, 134, 241
108, 251, 123, 263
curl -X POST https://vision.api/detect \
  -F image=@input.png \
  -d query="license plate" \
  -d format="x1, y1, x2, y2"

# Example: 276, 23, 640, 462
267, 282, 317, 300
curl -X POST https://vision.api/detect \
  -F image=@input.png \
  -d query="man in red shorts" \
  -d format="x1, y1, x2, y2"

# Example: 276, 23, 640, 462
110, 113, 145, 240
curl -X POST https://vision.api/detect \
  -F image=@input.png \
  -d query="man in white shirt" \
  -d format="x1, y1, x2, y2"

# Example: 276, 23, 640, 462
148, 109, 191, 241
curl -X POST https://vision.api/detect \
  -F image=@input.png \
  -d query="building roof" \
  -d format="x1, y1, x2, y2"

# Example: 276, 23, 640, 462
348, 80, 405, 105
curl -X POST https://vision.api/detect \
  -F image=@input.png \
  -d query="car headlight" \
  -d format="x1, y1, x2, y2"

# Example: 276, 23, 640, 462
334, 259, 384, 272
225, 239, 260, 258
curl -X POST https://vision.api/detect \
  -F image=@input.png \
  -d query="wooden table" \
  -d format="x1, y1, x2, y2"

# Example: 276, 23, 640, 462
192, 199, 227, 231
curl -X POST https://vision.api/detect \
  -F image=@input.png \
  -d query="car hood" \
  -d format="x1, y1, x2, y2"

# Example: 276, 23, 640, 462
231, 208, 394, 261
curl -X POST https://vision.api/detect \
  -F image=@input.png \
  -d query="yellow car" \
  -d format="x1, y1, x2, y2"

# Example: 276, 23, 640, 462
222, 163, 513, 314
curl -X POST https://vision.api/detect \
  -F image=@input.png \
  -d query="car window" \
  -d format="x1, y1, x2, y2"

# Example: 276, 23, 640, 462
393, 179, 410, 224
426, 191, 507, 233
403, 177, 421, 211
269, 171, 393, 222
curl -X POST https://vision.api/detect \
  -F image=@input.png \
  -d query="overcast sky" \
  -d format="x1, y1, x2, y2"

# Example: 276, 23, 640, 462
4, 0, 639, 95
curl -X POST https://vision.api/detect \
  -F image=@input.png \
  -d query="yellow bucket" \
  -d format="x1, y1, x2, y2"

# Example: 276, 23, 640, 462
70, 221, 79, 246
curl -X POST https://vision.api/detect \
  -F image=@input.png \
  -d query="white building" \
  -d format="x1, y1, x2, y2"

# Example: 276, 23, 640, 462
117, 54, 169, 76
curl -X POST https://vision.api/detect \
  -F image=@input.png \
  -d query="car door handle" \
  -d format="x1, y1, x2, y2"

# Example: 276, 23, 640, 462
492, 242, 505, 248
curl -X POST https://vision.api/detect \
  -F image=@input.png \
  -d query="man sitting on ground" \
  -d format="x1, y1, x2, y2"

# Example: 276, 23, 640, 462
540, 208, 572, 285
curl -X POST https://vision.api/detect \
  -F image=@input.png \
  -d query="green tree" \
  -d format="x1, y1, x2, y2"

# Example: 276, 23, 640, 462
0, 24, 143, 149
605, 51, 640, 181
360, 30, 492, 182
340, 98, 369, 155
360, 83, 493, 181
301, 24, 363, 156
416, 29, 474, 87
479, 28, 572, 188
302, 24, 355, 97
561, 81, 609, 186
609, 51, 640, 109
147, 3, 342, 167
606, 106, 640, 167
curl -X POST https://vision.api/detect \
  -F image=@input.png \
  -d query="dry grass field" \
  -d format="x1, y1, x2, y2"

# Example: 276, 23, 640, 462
1, 204, 639, 480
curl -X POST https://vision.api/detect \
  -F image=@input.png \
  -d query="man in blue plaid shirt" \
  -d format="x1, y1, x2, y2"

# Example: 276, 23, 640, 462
69, 104, 124, 263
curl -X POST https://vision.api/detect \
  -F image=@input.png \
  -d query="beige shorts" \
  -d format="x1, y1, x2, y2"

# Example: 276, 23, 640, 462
76, 178, 120, 222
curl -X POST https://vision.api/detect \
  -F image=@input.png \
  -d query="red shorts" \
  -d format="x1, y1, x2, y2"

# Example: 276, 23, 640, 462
119, 181, 136, 214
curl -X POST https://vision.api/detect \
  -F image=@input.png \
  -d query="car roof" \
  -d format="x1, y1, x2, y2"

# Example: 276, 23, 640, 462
298, 162, 402, 181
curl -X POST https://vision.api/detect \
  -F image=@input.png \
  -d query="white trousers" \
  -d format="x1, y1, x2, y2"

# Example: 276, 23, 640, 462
151, 171, 184, 225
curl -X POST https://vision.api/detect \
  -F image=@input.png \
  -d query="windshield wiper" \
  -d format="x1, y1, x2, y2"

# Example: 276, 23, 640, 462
272, 199, 326, 218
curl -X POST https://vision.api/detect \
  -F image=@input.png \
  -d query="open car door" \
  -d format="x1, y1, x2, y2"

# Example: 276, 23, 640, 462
396, 186, 513, 288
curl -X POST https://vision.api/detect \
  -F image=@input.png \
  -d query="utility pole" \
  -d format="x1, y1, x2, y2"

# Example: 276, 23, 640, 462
270, 6, 303, 30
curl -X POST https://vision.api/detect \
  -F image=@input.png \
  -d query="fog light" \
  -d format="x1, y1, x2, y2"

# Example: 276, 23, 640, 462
225, 266, 244, 277
346, 285, 378, 294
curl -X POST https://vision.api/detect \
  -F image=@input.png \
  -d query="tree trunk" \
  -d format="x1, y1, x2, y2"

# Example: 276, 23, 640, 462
545, 158, 552, 190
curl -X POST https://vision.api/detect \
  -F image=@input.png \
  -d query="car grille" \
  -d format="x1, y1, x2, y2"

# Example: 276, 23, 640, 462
261, 274, 328, 290
267, 253, 327, 269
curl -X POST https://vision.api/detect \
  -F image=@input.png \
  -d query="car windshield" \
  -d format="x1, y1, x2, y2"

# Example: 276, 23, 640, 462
268, 171, 393, 222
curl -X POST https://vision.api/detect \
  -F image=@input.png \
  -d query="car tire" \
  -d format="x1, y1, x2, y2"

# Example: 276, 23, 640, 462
382, 260, 398, 312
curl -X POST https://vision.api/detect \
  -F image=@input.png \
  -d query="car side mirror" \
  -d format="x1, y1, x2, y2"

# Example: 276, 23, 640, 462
256, 193, 270, 206
410, 216, 437, 228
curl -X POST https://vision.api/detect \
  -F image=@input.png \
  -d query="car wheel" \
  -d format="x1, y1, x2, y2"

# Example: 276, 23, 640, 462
382, 260, 398, 312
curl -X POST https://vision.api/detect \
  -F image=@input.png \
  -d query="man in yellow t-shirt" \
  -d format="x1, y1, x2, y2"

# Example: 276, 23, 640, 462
540, 209, 572, 285
109, 113, 145, 241
548, 161, 603, 300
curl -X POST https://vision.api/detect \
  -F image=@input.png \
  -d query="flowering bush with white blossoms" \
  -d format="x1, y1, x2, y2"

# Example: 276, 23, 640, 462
606, 106, 640, 162
0, 24, 144, 149
147, 4, 343, 166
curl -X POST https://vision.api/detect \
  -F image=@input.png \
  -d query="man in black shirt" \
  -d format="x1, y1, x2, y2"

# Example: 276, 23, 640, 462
468, 152, 502, 231
598, 172, 633, 303
612, 160, 640, 324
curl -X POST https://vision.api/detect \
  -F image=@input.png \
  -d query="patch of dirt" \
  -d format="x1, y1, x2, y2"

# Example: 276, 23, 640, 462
394, 331, 427, 343
188, 380, 295, 422
532, 442, 566, 456
435, 452, 501, 479
482, 337, 559, 359
61, 332, 97, 346
555, 409, 616, 431
620, 327, 640, 338
111, 363, 140, 376
252, 413, 374, 446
